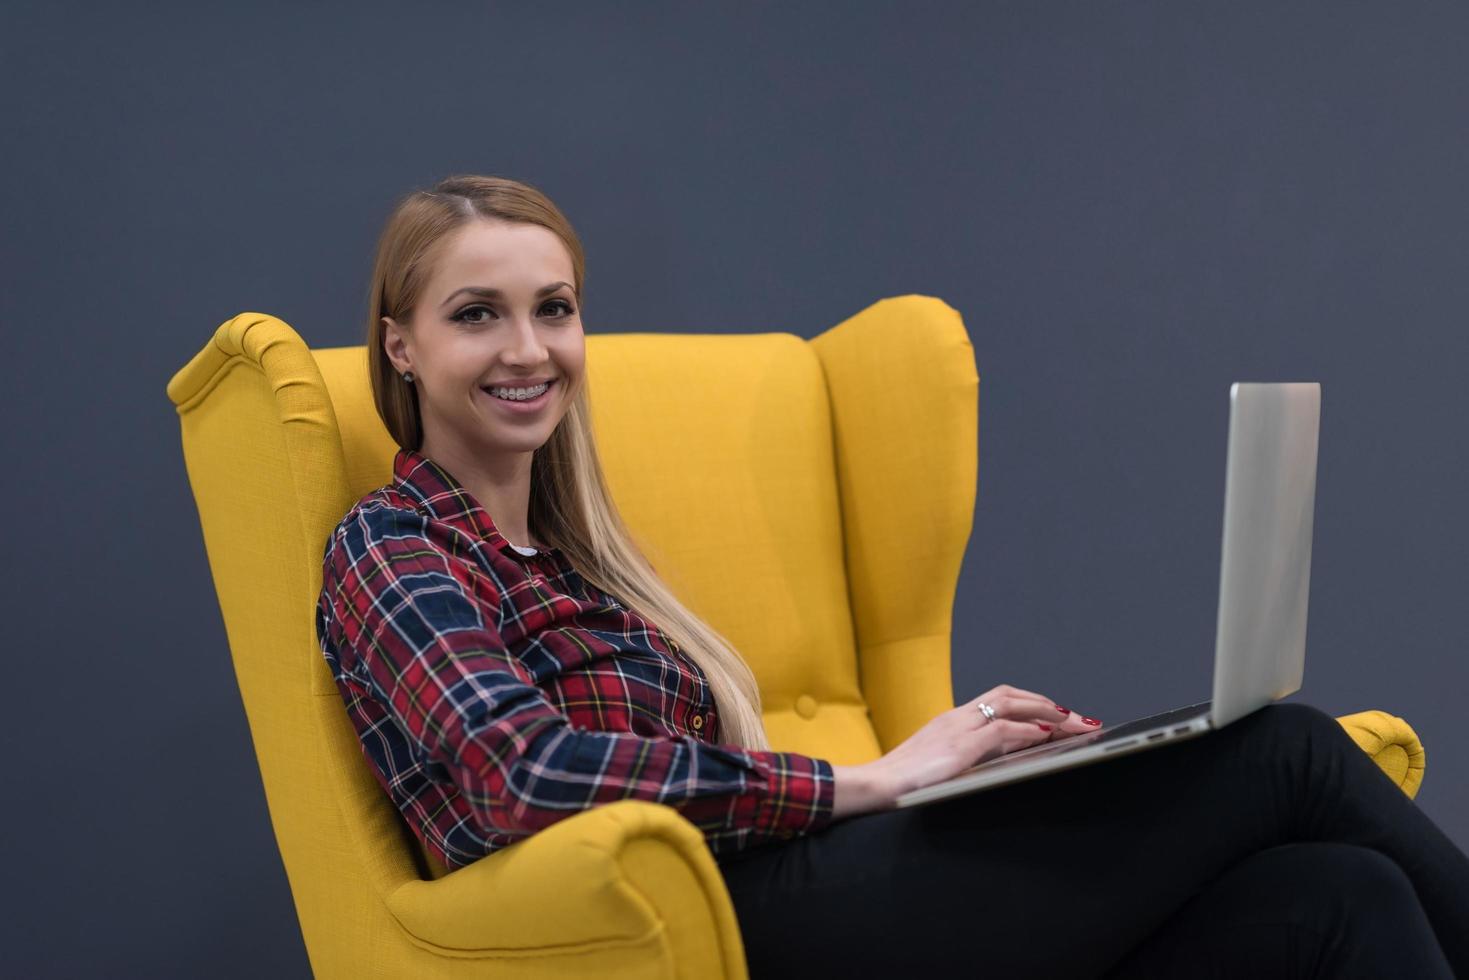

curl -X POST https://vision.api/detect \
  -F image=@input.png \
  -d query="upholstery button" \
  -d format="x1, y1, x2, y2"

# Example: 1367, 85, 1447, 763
691, 715, 704, 730
795, 695, 818, 719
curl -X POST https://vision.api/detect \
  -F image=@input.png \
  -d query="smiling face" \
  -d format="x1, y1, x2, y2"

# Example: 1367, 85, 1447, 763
382, 217, 586, 467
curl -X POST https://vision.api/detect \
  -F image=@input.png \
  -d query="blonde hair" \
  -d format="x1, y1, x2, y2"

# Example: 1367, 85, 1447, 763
365, 174, 775, 751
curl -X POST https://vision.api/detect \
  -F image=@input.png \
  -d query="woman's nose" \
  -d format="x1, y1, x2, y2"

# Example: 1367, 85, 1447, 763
502, 316, 549, 362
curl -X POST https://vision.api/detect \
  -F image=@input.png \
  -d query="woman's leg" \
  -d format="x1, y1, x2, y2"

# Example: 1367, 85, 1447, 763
1102, 842, 1453, 978
715, 702, 1469, 978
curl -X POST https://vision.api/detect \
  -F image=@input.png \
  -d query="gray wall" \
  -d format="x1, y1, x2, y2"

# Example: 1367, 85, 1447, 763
4, 2, 1464, 975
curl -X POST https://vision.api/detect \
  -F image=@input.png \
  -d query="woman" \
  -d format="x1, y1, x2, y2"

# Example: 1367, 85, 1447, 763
316, 174, 1469, 977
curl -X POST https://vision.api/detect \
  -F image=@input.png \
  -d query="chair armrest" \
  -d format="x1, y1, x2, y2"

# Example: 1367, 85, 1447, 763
384, 800, 747, 975
1336, 710, 1426, 799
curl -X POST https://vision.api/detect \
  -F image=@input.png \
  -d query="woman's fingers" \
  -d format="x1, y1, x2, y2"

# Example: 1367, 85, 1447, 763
973, 685, 1102, 734
978, 718, 1056, 757
972, 687, 1070, 721
966, 692, 1065, 734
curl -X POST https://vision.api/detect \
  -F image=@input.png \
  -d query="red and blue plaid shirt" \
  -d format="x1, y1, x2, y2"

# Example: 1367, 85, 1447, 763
316, 448, 835, 870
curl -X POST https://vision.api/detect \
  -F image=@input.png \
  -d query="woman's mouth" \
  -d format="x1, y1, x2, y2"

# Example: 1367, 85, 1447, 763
481, 378, 556, 413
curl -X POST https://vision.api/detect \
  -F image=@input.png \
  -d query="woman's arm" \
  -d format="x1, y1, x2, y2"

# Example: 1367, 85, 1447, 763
831, 763, 895, 819
319, 502, 835, 852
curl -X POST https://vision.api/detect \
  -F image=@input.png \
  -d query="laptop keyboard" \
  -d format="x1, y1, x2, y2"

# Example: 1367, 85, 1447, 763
1089, 700, 1212, 742
969, 700, 1213, 771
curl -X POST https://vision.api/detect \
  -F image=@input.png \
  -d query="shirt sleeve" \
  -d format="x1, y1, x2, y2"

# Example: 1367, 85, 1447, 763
320, 503, 836, 854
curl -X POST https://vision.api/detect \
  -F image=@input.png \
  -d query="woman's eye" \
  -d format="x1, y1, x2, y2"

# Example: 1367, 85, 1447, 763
452, 305, 494, 324
451, 299, 573, 324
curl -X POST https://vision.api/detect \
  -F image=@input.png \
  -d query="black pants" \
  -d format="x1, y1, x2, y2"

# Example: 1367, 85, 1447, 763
714, 702, 1469, 978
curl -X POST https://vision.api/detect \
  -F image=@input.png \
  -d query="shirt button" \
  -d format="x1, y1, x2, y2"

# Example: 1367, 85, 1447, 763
691, 715, 704, 730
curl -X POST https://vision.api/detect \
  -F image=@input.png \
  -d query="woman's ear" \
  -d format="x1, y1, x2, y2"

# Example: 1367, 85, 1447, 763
382, 316, 410, 374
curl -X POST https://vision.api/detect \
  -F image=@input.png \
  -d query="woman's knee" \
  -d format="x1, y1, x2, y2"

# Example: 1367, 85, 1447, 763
1107, 843, 1437, 978
1252, 700, 1341, 736
1258, 844, 1448, 974
1186, 841, 1417, 915
1238, 700, 1356, 760
1285, 842, 1418, 907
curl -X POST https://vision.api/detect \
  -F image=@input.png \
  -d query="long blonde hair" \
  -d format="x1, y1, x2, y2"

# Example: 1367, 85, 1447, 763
365, 174, 774, 751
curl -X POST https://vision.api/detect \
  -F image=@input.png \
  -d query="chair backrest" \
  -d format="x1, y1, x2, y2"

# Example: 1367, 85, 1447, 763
165, 295, 978, 971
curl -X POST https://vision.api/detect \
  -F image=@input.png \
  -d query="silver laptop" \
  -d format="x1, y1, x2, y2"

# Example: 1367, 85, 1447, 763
896, 382, 1321, 809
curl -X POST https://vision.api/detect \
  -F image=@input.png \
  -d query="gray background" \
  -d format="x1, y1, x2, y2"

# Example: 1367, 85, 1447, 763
4, 1, 1464, 975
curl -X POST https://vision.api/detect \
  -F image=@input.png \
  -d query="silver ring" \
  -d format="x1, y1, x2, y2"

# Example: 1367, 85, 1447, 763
976, 700, 997, 723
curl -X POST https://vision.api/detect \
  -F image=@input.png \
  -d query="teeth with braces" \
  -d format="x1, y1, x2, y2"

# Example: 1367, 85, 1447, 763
486, 382, 549, 401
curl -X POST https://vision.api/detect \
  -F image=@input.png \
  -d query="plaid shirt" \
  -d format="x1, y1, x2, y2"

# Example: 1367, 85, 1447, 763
316, 448, 835, 870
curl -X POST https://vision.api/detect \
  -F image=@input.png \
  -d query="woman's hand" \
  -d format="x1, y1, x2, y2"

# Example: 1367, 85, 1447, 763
833, 684, 1102, 817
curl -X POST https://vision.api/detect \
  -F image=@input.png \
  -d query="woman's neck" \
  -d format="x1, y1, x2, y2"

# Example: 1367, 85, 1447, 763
419, 440, 538, 546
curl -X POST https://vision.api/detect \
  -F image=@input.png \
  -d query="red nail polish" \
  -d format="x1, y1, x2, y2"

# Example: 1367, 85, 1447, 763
1054, 704, 1069, 714
1037, 723, 1053, 731
1083, 717, 1102, 726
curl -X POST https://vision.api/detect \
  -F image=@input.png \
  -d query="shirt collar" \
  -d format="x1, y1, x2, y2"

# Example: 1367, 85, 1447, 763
391, 447, 557, 560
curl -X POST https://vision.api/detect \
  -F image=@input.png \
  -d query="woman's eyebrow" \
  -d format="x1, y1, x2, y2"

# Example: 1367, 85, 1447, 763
440, 282, 571, 307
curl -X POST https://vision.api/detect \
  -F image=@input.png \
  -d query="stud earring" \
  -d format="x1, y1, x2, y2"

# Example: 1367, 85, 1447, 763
402, 371, 415, 384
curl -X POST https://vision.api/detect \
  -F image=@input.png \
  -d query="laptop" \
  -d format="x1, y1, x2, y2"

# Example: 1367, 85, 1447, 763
895, 382, 1321, 809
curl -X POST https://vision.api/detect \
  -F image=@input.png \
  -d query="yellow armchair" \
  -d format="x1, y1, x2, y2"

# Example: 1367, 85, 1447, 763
166, 295, 1425, 978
